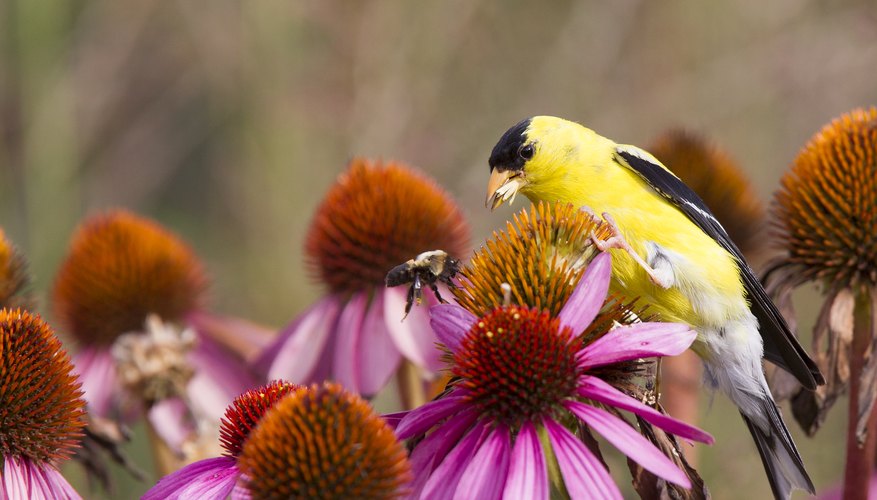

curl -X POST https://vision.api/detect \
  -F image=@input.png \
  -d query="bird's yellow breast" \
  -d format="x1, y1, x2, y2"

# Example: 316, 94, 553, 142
519, 124, 747, 328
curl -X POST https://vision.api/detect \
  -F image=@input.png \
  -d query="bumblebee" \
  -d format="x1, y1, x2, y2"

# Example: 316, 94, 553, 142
385, 250, 460, 319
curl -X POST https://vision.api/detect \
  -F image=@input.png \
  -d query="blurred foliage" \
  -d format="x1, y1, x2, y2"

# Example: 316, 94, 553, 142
1, 0, 875, 498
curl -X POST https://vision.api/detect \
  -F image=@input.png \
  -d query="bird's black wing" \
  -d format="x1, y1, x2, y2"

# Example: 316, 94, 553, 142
614, 145, 824, 389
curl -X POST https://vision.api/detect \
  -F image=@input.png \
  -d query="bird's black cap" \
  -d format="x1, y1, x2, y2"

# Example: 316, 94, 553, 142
488, 117, 531, 172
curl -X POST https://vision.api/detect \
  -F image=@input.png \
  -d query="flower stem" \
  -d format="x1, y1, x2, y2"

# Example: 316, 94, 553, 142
397, 360, 426, 410
843, 294, 876, 500
659, 350, 702, 464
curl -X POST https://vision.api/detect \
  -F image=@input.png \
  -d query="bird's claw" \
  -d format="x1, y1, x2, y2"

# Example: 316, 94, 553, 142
591, 211, 672, 290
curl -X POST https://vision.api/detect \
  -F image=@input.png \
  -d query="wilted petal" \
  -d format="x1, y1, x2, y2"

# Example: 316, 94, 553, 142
333, 292, 368, 393
264, 296, 340, 383
544, 418, 621, 500
143, 456, 238, 500
559, 252, 611, 334
188, 334, 258, 422
430, 303, 477, 354
396, 391, 467, 439
578, 322, 696, 369
456, 424, 511, 500
385, 287, 443, 372
421, 420, 489, 500
577, 376, 713, 444
503, 421, 548, 500
358, 292, 402, 396
565, 401, 690, 487
73, 347, 117, 418
1, 457, 81, 500
147, 398, 193, 453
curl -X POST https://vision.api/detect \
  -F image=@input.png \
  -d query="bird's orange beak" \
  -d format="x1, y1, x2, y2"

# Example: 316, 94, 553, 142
486, 168, 526, 210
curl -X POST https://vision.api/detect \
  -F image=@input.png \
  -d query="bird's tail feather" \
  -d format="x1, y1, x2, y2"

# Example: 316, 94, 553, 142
741, 396, 814, 500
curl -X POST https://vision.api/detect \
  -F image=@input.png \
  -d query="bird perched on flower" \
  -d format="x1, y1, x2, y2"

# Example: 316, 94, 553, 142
485, 115, 824, 499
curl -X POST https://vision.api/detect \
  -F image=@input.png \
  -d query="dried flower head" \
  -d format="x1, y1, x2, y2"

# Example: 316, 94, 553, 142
649, 129, 766, 256
454, 201, 610, 317
0, 309, 86, 464
765, 107, 877, 438
773, 108, 877, 288
52, 210, 208, 346
0, 229, 29, 309
306, 158, 469, 295
238, 382, 411, 499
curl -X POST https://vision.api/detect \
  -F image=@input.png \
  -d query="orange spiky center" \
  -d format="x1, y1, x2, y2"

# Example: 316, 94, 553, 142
238, 382, 411, 499
0, 309, 86, 464
453, 201, 609, 317
52, 210, 208, 346
774, 107, 877, 286
219, 380, 299, 458
454, 306, 580, 428
306, 159, 470, 296
0, 230, 28, 309
649, 129, 765, 254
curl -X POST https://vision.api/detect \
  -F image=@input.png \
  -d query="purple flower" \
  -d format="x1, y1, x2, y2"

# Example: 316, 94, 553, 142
257, 159, 470, 397
397, 253, 714, 499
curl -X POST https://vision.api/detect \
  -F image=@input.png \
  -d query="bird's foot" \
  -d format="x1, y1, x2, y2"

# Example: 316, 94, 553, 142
590, 211, 672, 289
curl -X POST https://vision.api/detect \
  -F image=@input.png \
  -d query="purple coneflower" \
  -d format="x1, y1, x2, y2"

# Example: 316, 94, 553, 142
258, 158, 470, 397
51, 210, 257, 456
143, 380, 298, 499
0, 309, 87, 499
397, 252, 714, 499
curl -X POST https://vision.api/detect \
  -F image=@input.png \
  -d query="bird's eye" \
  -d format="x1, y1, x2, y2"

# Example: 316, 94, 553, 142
519, 144, 535, 160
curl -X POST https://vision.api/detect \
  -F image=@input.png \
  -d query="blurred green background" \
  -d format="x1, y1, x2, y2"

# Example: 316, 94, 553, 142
2, 0, 875, 498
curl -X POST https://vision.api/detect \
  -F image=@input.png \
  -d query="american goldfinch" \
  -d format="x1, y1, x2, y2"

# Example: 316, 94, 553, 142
486, 116, 824, 499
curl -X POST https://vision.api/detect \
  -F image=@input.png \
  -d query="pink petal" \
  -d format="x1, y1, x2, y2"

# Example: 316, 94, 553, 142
578, 322, 696, 369
456, 424, 511, 500
565, 401, 690, 487
186, 311, 275, 362
408, 409, 479, 498
147, 398, 194, 453
264, 296, 340, 383
544, 418, 621, 500
72, 347, 118, 418
384, 287, 443, 372
421, 420, 489, 500
1, 457, 81, 500
502, 421, 548, 500
396, 391, 467, 439
333, 292, 368, 393
357, 292, 403, 396
559, 252, 611, 334
143, 456, 239, 500
382, 411, 408, 430
577, 376, 713, 444
188, 334, 259, 422
429, 303, 476, 354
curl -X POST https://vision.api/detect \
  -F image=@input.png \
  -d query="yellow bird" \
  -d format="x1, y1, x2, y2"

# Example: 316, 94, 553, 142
486, 116, 823, 499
